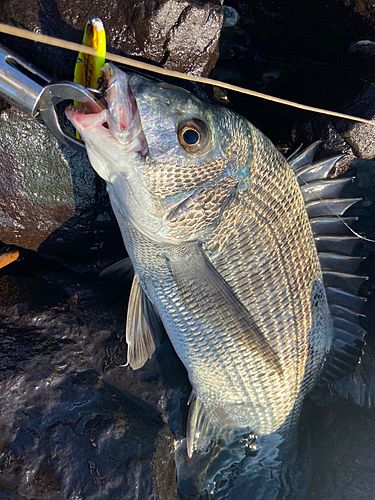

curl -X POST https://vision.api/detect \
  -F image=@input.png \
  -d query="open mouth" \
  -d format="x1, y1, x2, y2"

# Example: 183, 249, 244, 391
65, 63, 148, 154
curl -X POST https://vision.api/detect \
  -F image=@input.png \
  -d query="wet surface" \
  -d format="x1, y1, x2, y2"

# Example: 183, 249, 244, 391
0, 0, 223, 256
1, 255, 375, 499
306, 398, 375, 499
0, 107, 115, 255
0, 258, 189, 499
0, 0, 223, 80
1, 0, 375, 498
216, 0, 375, 142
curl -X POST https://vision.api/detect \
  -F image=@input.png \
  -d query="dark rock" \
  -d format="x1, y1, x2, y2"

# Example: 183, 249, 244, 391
234, 0, 375, 61
0, 0, 223, 80
0, 262, 189, 499
0, 106, 113, 255
215, 0, 375, 140
0, 0, 223, 257
293, 84, 375, 172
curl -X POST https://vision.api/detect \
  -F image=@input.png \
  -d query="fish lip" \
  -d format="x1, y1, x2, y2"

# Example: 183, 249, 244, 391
65, 64, 148, 156
101, 64, 148, 154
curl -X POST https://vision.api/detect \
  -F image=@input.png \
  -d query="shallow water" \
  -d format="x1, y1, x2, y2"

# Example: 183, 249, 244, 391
306, 398, 375, 499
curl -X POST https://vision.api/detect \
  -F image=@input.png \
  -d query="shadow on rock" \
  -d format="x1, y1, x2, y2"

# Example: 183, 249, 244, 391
0, 261, 188, 499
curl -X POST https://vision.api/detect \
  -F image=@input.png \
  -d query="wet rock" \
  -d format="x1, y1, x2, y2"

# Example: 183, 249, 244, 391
0, 261, 189, 498
0, 0, 223, 257
215, 0, 375, 140
0, 0, 223, 80
0, 106, 123, 266
293, 84, 375, 172
225, 0, 375, 63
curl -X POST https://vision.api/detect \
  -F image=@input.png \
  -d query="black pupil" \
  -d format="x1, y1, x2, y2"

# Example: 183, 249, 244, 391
183, 128, 199, 145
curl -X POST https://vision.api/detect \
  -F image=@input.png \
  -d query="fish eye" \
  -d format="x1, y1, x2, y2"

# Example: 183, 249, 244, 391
177, 118, 210, 153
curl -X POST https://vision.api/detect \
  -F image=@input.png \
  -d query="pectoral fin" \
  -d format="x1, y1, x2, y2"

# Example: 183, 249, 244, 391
168, 244, 283, 377
126, 274, 164, 369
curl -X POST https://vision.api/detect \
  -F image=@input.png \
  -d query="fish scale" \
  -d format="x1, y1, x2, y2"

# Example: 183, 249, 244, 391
108, 97, 328, 434
67, 64, 368, 464
203, 126, 330, 432
125, 227, 270, 430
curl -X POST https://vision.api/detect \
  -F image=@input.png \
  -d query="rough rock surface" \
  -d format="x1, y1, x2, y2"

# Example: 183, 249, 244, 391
0, 107, 117, 258
0, 0, 223, 254
0, 258, 189, 499
293, 84, 375, 174
216, 0, 375, 140
0, 0, 223, 80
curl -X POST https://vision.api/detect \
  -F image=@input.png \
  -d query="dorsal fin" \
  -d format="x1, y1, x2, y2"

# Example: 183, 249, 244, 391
290, 144, 368, 382
288, 140, 321, 169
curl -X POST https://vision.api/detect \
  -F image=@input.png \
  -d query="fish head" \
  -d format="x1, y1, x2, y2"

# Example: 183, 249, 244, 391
66, 64, 252, 243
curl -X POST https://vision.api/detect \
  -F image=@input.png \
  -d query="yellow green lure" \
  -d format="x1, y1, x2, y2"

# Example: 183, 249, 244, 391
73, 18, 106, 137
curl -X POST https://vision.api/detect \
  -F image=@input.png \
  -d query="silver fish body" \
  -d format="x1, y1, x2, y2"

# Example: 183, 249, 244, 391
66, 64, 365, 455
115, 132, 331, 437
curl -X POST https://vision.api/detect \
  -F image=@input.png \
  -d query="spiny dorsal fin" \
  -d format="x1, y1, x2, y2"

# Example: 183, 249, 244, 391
290, 144, 368, 382
126, 274, 164, 369
309, 217, 358, 236
300, 177, 354, 202
288, 140, 321, 169
305, 198, 361, 218
296, 155, 346, 183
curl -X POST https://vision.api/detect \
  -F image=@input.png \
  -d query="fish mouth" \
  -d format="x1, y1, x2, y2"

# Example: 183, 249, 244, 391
65, 63, 148, 155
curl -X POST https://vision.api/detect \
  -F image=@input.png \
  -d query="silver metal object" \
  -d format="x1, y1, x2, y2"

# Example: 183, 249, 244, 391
0, 44, 101, 151
36, 82, 102, 150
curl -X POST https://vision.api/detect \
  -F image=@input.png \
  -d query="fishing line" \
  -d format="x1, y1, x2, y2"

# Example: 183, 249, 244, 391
1, 23, 374, 242
340, 221, 375, 243
1, 23, 375, 127
298, 170, 375, 244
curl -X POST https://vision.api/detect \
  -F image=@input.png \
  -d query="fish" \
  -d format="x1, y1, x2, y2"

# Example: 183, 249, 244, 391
65, 63, 367, 458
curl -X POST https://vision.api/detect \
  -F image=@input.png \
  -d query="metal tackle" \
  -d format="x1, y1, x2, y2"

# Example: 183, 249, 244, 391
0, 44, 102, 151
